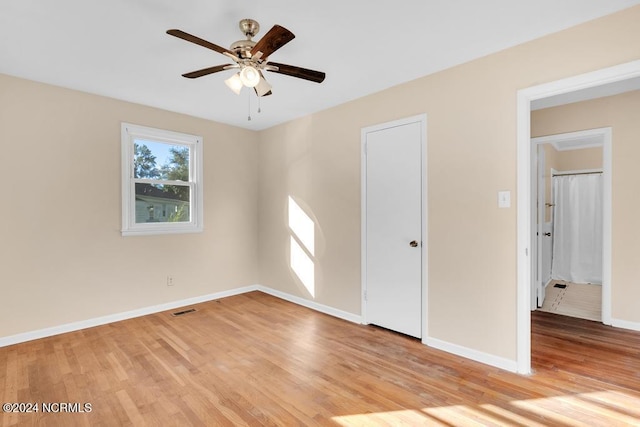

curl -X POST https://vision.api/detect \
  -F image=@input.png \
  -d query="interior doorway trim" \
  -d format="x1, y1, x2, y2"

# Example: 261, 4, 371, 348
531, 128, 611, 322
516, 59, 640, 375
360, 114, 428, 342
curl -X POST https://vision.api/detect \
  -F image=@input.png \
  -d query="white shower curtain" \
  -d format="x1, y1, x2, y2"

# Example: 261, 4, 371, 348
551, 173, 603, 284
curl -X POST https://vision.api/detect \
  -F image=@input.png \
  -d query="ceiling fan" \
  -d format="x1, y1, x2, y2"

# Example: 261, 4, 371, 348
167, 19, 326, 97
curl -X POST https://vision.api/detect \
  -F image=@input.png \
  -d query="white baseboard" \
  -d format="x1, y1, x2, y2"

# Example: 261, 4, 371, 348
0, 285, 364, 348
256, 285, 362, 324
611, 317, 640, 332
1, 283, 526, 376
423, 336, 518, 373
0, 285, 259, 348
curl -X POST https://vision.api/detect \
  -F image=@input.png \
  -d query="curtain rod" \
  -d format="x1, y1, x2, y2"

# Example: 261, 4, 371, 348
552, 171, 602, 177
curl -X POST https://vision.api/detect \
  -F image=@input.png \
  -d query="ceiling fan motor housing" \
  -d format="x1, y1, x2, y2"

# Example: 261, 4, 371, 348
230, 39, 256, 59
232, 19, 261, 59
239, 19, 260, 38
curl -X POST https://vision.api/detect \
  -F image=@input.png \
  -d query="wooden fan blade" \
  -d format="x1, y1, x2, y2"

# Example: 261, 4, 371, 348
182, 64, 233, 79
250, 25, 295, 59
167, 29, 235, 57
267, 62, 326, 83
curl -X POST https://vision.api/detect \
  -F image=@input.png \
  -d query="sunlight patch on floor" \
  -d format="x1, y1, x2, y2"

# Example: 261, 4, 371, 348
509, 390, 640, 425
330, 390, 640, 426
332, 409, 436, 426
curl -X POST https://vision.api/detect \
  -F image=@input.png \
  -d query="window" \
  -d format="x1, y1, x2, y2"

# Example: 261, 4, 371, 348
121, 123, 203, 236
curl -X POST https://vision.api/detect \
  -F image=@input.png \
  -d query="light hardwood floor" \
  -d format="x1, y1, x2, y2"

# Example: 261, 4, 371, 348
1, 292, 640, 426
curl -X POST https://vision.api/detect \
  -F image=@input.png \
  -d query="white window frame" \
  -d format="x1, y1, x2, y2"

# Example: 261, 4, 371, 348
121, 122, 203, 236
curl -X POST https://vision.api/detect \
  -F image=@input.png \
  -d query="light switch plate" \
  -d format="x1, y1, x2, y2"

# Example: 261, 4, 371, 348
498, 190, 511, 208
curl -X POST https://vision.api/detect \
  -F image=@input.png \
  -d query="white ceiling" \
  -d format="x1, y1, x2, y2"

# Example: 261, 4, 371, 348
2, 1, 639, 131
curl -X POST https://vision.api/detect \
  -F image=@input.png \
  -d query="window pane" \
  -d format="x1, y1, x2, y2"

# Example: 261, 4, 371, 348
135, 183, 190, 223
134, 139, 190, 181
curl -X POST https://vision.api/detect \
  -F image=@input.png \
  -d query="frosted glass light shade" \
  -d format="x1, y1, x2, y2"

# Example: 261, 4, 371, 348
255, 76, 272, 97
224, 73, 243, 95
239, 66, 260, 87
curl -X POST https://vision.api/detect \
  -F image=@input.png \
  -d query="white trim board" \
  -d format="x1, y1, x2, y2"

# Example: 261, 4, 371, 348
611, 318, 640, 332
0, 286, 258, 348
424, 337, 518, 373
517, 59, 640, 375
0, 286, 362, 348
255, 286, 362, 324
0, 283, 523, 373
535, 127, 605, 151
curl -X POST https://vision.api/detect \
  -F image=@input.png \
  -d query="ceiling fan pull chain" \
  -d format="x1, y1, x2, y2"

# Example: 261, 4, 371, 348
247, 92, 252, 121
258, 95, 261, 114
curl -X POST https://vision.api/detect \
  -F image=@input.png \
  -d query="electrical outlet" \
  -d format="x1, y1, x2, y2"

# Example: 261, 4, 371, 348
167, 275, 174, 287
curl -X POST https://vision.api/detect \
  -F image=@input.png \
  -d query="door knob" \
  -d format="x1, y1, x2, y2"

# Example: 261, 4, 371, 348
544, 232, 551, 237
410, 240, 419, 247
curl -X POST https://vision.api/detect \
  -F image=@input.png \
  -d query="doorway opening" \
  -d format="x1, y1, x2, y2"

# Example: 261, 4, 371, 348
516, 59, 640, 375
531, 129, 610, 323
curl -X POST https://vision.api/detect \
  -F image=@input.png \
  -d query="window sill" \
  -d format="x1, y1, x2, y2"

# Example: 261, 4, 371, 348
121, 225, 203, 237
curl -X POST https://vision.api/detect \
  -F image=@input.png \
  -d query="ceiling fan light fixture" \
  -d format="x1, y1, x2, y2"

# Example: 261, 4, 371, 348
168, 19, 326, 103
240, 66, 260, 87
225, 73, 243, 95
255, 75, 272, 97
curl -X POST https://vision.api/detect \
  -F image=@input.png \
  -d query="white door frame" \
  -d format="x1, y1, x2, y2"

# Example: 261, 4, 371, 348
531, 129, 611, 317
517, 59, 640, 374
361, 114, 428, 342
534, 143, 546, 309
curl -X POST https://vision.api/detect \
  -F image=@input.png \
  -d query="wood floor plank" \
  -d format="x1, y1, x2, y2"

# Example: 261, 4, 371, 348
1, 292, 640, 426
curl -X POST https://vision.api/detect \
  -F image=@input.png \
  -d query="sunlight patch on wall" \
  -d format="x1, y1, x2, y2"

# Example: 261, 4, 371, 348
288, 196, 315, 297
290, 237, 315, 297
288, 196, 315, 256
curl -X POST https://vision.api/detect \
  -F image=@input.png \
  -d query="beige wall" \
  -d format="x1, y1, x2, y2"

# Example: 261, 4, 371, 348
0, 74, 259, 338
555, 146, 603, 171
258, 5, 640, 361
532, 90, 640, 323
